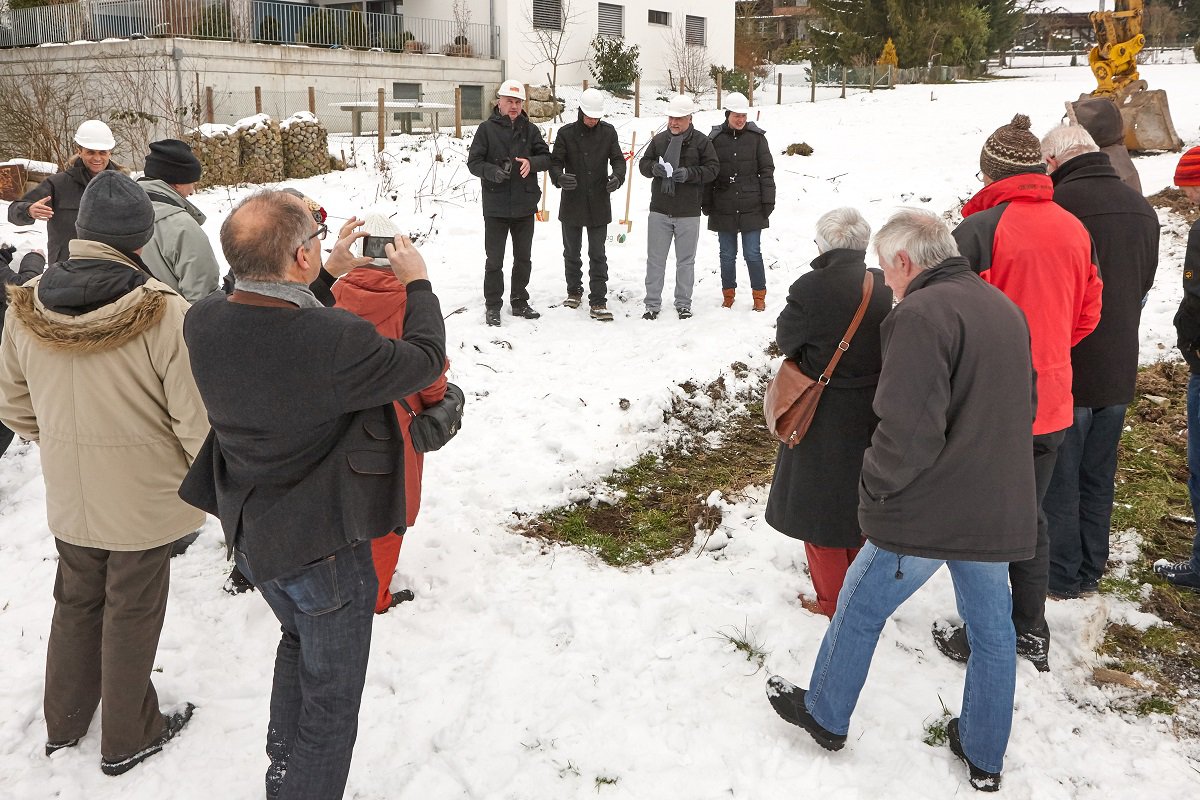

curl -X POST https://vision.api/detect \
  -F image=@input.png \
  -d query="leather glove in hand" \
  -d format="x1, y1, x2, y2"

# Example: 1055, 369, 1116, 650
606, 175, 621, 193
651, 162, 669, 179
558, 172, 578, 190
485, 163, 509, 183
671, 166, 691, 183
0, 245, 14, 266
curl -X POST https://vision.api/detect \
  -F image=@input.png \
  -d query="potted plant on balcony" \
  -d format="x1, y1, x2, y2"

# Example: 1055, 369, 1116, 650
442, 35, 473, 57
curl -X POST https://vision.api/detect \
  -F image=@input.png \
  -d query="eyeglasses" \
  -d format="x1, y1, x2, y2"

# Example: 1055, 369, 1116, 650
305, 223, 328, 244
975, 170, 984, 182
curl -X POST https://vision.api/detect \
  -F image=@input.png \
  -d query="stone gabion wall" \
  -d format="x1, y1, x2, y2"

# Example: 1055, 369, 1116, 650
526, 85, 565, 123
188, 114, 331, 188
190, 127, 242, 189
238, 114, 285, 185
281, 113, 330, 180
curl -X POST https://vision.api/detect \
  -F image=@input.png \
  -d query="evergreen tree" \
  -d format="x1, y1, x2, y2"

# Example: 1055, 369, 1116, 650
979, 0, 1024, 55
808, 0, 889, 65
886, 0, 989, 67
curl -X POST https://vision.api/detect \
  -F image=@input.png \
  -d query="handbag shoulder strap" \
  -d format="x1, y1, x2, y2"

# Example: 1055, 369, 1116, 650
398, 397, 417, 418
815, 271, 875, 384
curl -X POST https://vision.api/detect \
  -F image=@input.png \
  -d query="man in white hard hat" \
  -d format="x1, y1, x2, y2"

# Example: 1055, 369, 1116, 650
549, 88, 626, 321
703, 92, 775, 311
8, 120, 121, 265
467, 79, 552, 327
638, 94, 719, 319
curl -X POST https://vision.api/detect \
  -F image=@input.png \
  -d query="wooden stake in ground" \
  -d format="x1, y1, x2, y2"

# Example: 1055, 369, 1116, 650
454, 86, 463, 138
617, 131, 637, 235
377, 88, 385, 152
536, 127, 554, 222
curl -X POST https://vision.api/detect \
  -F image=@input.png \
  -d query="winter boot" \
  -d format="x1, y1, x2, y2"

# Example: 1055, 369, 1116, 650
590, 304, 614, 322
676, 307, 693, 320
46, 738, 80, 757
722, 288, 736, 308
947, 718, 1002, 792
511, 303, 542, 320
752, 289, 767, 312
765, 676, 846, 751
563, 293, 583, 309
101, 703, 195, 776
485, 309, 501, 327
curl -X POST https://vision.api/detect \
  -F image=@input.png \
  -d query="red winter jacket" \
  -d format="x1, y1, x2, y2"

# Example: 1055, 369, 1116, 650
953, 173, 1102, 435
332, 267, 449, 525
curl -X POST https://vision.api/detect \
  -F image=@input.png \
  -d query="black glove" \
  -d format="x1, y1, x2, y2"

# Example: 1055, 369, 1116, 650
701, 206, 711, 216
763, 204, 774, 220
606, 175, 621, 193
559, 172, 578, 190
651, 162, 669, 179
484, 163, 508, 183
671, 166, 691, 183
0, 244, 14, 266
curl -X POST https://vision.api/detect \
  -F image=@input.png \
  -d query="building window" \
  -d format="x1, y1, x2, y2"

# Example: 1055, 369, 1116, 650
597, 3, 623, 37
685, 14, 706, 46
648, 9, 669, 26
533, 0, 562, 30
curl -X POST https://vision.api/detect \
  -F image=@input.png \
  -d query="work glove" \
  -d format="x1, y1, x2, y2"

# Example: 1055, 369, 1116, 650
484, 163, 508, 183
606, 174, 621, 193
559, 172, 578, 190
0, 244, 14, 266
651, 162, 669, 179
671, 166, 691, 183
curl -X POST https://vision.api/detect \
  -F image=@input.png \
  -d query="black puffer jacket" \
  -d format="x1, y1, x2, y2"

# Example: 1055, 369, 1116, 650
704, 119, 776, 232
549, 111, 626, 227
467, 107, 552, 219
1173, 219, 1200, 373
7, 158, 122, 265
638, 125, 719, 218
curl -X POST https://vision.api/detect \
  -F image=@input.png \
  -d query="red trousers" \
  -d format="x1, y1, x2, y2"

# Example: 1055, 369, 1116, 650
371, 532, 405, 613
804, 542, 862, 618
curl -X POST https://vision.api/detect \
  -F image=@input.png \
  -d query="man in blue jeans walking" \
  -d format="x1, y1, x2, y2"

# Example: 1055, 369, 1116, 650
180, 191, 446, 799
766, 210, 1037, 793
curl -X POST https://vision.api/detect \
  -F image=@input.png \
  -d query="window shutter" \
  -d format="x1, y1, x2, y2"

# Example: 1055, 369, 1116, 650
597, 3, 623, 38
685, 14, 706, 46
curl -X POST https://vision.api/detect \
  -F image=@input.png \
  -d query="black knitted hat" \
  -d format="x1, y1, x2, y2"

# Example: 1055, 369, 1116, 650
75, 171, 155, 252
144, 139, 202, 184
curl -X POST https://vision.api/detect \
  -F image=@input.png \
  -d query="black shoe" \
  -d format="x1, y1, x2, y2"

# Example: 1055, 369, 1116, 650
934, 623, 1049, 673
765, 675, 846, 752
101, 703, 194, 777
589, 304, 614, 322
511, 304, 541, 320
642, 310, 659, 320
947, 718, 1002, 792
1016, 632, 1050, 672
485, 309, 501, 327
1153, 559, 1193, 577
676, 307, 693, 319
223, 566, 256, 596
1163, 568, 1200, 590
376, 588, 415, 614
46, 738, 80, 757
563, 293, 582, 309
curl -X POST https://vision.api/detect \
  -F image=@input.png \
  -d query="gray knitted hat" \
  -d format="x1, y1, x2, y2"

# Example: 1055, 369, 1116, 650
75, 171, 155, 252
980, 114, 1045, 181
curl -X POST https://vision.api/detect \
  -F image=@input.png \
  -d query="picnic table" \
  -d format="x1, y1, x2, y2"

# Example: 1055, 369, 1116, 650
333, 101, 455, 136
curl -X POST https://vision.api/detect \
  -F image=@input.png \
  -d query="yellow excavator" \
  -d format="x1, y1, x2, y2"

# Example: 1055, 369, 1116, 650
1084, 0, 1183, 151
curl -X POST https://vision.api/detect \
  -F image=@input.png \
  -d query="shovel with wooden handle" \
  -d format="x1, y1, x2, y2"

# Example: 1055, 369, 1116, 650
536, 127, 554, 222
616, 131, 637, 238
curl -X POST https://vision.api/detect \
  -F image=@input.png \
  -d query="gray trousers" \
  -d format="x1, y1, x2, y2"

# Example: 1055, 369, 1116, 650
644, 211, 701, 312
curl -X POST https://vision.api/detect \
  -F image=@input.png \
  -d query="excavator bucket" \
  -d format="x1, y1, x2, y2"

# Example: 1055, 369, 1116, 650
1118, 89, 1184, 152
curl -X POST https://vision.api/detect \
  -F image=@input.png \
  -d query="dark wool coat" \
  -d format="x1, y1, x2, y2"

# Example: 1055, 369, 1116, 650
1173, 218, 1200, 373
765, 250, 893, 547
637, 125, 719, 218
549, 112, 626, 227
703, 119, 776, 232
859, 258, 1038, 563
1051, 151, 1159, 406
467, 107, 552, 219
178, 283, 446, 584
7, 158, 122, 265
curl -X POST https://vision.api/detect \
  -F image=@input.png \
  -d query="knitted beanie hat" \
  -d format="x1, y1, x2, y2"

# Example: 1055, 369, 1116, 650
75, 171, 155, 252
1176, 146, 1200, 187
980, 114, 1046, 181
143, 139, 202, 184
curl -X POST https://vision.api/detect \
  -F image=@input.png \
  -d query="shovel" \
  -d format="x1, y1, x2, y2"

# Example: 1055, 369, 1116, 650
536, 127, 554, 222
616, 131, 637, 238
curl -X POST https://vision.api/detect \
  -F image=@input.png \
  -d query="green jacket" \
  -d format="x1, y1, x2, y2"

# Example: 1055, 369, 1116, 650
137, 178, 220, 303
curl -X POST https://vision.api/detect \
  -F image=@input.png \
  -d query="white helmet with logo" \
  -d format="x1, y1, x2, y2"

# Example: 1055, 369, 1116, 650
74, 119, 116, 150
723, 92, 751, 115
665, 94, 695, 118
578, 87, 607, 118
498, 79, 526, 100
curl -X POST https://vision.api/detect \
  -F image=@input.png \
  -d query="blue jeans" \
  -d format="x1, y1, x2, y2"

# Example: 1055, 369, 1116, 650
717, 229, 766, 291
237, 540, 378, 800
1188, 374, 1200, 572
805, 542, 1016, 774
1044, 405, 1126, 595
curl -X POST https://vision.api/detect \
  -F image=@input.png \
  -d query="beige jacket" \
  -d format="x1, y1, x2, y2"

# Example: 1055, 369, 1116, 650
0, 241, 208, 550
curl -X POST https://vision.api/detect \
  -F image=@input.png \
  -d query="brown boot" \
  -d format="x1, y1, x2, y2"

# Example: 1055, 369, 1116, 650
722, 288, 736, 308
752, 289, 767, 312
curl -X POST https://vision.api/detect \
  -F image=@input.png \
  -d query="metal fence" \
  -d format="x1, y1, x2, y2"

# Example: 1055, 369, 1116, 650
0, 0, 496, 57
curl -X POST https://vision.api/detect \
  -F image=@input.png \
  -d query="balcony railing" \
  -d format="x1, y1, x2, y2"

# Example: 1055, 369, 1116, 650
0, 0, 497, 58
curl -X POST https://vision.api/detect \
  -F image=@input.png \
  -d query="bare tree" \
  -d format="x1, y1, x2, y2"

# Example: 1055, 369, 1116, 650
522, 0, 586, 103
665, 18, 711, 98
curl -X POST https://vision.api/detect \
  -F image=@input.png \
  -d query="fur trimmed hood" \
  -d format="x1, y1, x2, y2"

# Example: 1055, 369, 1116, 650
7, 278, 169, 354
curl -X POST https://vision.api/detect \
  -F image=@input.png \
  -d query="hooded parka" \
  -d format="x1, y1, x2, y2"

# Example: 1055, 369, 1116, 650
704, 119, 776, 232
467, 107, 552, 219
549, 111, 626, 227
7, 158, 123, 265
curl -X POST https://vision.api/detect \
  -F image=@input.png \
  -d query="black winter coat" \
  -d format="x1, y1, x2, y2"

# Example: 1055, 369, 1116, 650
638, 126, 719, 218
549, 112, 625, 227
703, 120, 776, 232
467, 107, 552, 219
765, 250, 893, 547
0, 249, 46, 332
1051, 151, 1158, 406
7, 159, 122, 265
858, 258, 1037, 563
1174, 219, 1200, 373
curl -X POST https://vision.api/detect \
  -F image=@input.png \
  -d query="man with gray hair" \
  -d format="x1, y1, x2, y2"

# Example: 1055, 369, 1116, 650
1040, 123, 1159, 599
767, 209, 1036, 793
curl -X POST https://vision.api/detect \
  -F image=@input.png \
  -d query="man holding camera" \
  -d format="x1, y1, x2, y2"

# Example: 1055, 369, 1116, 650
467, 79, 552, 327
179, 191, 446, 799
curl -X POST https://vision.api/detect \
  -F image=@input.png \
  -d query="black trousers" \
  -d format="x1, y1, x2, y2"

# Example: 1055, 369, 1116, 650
1010, 428, 1067, 640
483, 215, 535, 310
562, 224, 609, 306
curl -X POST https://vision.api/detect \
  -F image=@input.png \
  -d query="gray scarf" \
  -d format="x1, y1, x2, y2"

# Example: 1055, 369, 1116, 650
660, 131, 687, 197
233, 279, 323, 309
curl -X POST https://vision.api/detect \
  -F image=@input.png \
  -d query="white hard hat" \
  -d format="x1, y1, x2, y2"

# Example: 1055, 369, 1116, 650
666, 94, 695, 118
578, 87, 607, 118
74, 119, 115, 150
723, 92, 751, 115
498, 79, 526, 100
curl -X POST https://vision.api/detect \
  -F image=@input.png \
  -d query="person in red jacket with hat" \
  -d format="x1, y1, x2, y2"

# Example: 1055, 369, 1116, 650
332, 246, 450, 614
936, 113, 1103, 673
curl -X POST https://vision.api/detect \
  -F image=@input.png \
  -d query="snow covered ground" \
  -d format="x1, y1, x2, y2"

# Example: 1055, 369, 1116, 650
1, 63, 1199, 798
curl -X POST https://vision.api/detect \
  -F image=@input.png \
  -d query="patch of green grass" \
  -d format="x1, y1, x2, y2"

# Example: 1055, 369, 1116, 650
1099, 575, 1142, 603
1136, 696, 1177, 716
922, 696, 953, 747
716, 622, 769, 671
594, 775, 619, 791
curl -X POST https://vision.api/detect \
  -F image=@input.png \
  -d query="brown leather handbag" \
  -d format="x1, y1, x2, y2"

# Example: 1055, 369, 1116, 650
764, 271, 875, 447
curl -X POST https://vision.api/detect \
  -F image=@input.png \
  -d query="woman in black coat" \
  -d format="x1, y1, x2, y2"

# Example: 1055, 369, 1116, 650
764, 207, 893, 617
